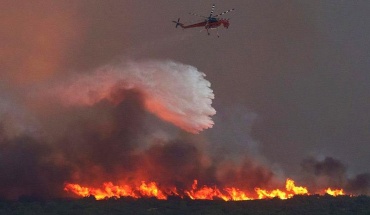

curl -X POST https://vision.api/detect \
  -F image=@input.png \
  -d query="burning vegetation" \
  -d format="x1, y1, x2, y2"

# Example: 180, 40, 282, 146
64, 178, 346, 201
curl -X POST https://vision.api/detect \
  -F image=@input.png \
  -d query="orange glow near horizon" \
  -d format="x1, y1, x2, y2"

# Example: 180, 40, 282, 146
64, 178, 351, 201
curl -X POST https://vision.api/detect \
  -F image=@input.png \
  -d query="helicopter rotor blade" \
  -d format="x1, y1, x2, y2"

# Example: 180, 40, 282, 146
213, 8, 235, 18
209, 4, 215, 18
188, 12, 207, 18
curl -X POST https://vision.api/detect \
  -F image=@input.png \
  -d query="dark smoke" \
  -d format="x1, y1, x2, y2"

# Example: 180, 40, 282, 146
0, 89, 148, 199
58, 90, 147, 179
300, 157, 347, 187
0, 125, 71, 199
137, 140, 275, 191
300, 157, 370, 195
347, 174, 370, 195
0, 88, 273, 199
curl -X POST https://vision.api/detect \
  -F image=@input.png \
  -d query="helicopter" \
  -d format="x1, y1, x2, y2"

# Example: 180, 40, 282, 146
172, 4, 235, 37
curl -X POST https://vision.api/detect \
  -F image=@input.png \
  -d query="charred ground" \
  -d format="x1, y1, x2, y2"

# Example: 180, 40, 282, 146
1, 195, 370, 215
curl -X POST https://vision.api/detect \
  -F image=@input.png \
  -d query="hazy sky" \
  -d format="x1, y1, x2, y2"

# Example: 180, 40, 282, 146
1, 0, 370, 197
70, 0, 370, 176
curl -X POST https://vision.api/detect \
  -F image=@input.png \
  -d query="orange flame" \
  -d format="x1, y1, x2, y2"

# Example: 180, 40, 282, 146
285, 178, 308, 195
138, 181, 167, 200
255, 188, 289, 199
184, 180, 229, 201
325, 188, 345, 196
224, 187, 253, 201
64, 178, 349, 201
255, 178, 309, 199
64, 181, 167, 200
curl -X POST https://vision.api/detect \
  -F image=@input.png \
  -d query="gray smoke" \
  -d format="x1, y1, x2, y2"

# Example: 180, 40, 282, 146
300, 156, 370, 195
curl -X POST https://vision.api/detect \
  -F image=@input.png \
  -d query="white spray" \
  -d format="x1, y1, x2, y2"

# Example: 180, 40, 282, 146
51, 60, 216, 133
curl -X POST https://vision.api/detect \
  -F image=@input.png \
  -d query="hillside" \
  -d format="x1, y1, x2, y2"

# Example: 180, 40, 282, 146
1, 195, 369, 215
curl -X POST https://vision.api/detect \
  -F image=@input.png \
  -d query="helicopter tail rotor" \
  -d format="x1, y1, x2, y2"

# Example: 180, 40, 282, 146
172, 18, 183, 28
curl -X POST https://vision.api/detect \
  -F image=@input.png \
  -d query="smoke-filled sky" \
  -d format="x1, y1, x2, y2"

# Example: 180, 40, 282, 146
1, 0, 370, 199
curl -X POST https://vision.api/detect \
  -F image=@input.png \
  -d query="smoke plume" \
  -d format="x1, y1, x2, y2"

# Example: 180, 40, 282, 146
300, 157, 370, 194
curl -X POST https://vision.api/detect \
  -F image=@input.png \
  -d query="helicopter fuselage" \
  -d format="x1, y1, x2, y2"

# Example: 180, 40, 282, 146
181, 19, 229, 29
